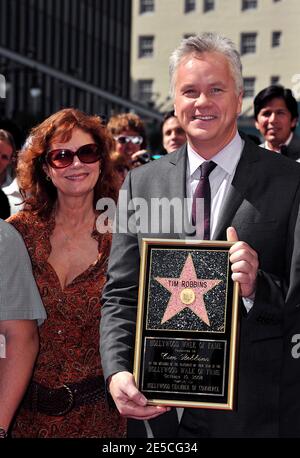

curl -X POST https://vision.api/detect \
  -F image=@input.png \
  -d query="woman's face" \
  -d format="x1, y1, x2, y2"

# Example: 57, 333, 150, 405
44, 128, 100, 200
113, 129, 143, 157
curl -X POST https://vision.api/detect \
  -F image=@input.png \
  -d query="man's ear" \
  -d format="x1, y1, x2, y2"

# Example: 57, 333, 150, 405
236, 92, 243, 116
291, 117, 298, 130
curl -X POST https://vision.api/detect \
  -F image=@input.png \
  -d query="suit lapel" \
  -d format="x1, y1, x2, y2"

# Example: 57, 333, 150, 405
285, 134, 300, 160
166, 144, 187, 199
214, 137, 260, 240
166, 145, 192, 239
167, 138, 262, 240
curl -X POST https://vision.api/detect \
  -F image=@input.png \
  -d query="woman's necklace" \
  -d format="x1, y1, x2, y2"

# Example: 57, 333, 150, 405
59, 224, 73, 244
56, 217, 95, 244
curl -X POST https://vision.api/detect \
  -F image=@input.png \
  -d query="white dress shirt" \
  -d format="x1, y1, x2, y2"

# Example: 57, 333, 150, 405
2, 178, 23, 215
186, 131, 244, 238
186, 132, 253, 312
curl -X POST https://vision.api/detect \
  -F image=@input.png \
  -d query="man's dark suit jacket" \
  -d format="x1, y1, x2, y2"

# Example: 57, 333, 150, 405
100, 135, 300, 438
281, 133, 300, 161
0, 188, 10, 219
280, 133, 300, 437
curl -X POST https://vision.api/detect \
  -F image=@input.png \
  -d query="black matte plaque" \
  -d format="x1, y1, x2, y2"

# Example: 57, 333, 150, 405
133, 239, 239, 409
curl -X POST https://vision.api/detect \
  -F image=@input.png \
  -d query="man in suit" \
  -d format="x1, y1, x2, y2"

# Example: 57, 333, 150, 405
280, 201, 300, 437
100, 33, 300, 437
254, 85, 300, 161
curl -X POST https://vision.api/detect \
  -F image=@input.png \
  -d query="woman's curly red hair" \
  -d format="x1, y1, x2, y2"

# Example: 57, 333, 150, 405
18, 108, 117, 217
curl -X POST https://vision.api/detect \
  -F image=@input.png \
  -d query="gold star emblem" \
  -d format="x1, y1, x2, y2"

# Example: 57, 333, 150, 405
155, 254, 221, 326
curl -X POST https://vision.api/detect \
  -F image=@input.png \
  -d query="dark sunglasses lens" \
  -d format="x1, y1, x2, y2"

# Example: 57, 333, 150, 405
77, 144, 101, 163
117, 136, 127, 144
47, 149, 73, 168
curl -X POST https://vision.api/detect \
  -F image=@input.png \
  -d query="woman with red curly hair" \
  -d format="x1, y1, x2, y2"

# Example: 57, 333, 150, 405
7, 108, 125, 438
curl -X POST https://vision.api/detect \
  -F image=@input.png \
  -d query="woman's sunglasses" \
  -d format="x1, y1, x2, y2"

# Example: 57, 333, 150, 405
114, 135, 143, 145
45, 143, 101, 169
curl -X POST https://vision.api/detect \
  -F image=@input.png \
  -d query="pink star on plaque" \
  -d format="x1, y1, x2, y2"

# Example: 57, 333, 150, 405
155, 254, 221, 326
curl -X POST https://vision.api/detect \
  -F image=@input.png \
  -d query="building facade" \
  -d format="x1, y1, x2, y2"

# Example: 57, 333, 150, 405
0, 0, 133, 130
131, 0, 300, 122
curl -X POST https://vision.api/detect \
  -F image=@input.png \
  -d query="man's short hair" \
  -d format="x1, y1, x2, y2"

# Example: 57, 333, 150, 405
254, 85, 299, 128
161, 110, 176, 131
169, 32, 243, 97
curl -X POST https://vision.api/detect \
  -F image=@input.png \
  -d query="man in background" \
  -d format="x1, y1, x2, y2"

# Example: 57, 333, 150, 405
161, 110, 186, 154
254, 85, 300, 161
0, 188, 10, 219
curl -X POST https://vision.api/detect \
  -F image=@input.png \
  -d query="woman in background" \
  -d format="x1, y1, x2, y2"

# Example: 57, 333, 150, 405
107, 112, 150, 166
8, 108, 125, 438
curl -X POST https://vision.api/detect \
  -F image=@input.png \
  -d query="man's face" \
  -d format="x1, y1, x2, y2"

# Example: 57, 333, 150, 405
162, 116, 186, 153
174, 51, 243, 158
0, 140, 13, 176
255, 97, 297, 148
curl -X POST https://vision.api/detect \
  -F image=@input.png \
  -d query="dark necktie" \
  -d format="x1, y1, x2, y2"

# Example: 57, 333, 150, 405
280, 145, 288, 157
192, 161, 217, 239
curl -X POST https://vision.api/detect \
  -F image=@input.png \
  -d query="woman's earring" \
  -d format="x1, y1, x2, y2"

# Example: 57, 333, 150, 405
46, 175, 51, 181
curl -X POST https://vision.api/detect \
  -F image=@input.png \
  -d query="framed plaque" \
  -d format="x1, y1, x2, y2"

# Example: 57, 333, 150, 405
133, 239, 240, 410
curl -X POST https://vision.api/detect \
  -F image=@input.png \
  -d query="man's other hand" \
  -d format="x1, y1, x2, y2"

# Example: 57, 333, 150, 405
108, 371, 170, 420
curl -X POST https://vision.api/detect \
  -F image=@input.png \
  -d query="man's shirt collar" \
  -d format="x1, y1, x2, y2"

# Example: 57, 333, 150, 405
187, 131, 243, 177
263, 132, 294, 151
